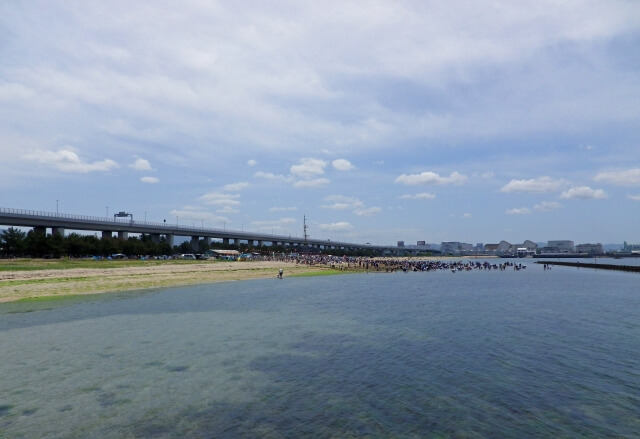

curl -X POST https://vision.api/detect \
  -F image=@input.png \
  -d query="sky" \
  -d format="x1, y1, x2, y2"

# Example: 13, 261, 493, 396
1, 0, 640, 246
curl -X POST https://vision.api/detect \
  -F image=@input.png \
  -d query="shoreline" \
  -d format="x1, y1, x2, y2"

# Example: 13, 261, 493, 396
0, 260, 341, 303
0, 255, 514, 304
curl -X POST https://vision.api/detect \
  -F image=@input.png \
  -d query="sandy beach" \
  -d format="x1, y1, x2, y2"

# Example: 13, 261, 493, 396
0, 256, 494, 303
0, 260, 335, 303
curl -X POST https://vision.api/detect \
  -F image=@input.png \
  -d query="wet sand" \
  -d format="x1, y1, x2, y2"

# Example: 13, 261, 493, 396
0, 260, 333, 303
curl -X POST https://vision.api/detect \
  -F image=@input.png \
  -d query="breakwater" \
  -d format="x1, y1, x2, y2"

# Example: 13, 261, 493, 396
536, 260, 640, 273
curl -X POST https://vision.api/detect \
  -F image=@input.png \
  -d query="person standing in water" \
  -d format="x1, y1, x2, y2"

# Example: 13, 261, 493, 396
278, 269, 283, 279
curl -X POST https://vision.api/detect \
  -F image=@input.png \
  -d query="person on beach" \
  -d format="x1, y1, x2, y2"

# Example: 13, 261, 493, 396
278, 268, 283, 279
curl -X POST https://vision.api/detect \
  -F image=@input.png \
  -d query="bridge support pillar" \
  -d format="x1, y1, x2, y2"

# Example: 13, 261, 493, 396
52, 227, 65, 237
151, 234, 161, 243
191, 236, 200, 252
33, 226, 46, 236
257, 240, 263, 247
102, 231, 113, 239
204, 237, 211, 247
118, 231, 128, 240
223, 238, 229, 245
165, 234, 174, 247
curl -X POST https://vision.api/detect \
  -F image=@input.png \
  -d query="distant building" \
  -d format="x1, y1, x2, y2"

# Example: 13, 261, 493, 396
440, 242, 474, 255
576, 243, 604, 255
397, 241, 405, 247
484, 244, 499, 253
460, 243, 474, 252
487, 240, 538, 256
520, 240, 538, 250
496, 240, 513, 254
546, 240, 575, 253
622, 241, 640, 252
402, 242, 440, 254
441, 242, 461, 255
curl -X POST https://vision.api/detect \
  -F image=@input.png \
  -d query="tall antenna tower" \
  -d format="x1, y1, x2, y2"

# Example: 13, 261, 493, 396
303, 215, 309, 245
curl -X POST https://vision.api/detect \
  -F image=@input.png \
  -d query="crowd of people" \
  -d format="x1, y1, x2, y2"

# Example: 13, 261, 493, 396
267, 253, 527, 273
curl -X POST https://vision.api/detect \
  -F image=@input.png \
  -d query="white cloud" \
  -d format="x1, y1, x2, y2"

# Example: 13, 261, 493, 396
251, 217, 297, 231
23, 148, 119, 173
247, 159, 257, 166
400, 192, 436, 200
130, 158, 152, 171
217, 206, 239, 214
169, 207, 228, 225
322, 202, 352, 210
354, 207, 381, 217
199, 192, 241, 206
290, 158, 327, 179
223, 182, 250, 191
321, 195, 364, 210
254, 171, 292, 182
321, 195, 379, 216
293, 178, 330, 188
506, 207, 532, 215
534, 201, 562, 211
500, 176, 567, 193
318, 222, 354, 232
395, 171, 467, 186
332, 159, 354, 171
269, 206, 298, 212
628, 194, 640, 201
140, 176, 159, 184
461, 213, 471, 218
594, 168, 640, 186
560, 186, 607, 200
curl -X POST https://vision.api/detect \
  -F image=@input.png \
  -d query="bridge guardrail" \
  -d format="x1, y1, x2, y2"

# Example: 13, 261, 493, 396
0, 206, 222, 231
0, 206, 379, 248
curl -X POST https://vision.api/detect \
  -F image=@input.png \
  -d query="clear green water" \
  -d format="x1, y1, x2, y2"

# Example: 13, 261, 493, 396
1, 263, 639, 438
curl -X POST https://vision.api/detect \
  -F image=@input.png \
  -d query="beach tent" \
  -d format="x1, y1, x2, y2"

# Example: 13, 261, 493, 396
205, 249, 241, 260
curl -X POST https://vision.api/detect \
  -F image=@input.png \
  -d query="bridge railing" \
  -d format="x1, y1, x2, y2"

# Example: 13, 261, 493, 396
0, 206, 231, 232
1, 206, 159, 226
0, 207, 404, 249
0, 207, 371, 247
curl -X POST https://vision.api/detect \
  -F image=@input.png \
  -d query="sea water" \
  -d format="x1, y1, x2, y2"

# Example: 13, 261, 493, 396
1, 261, 639, 438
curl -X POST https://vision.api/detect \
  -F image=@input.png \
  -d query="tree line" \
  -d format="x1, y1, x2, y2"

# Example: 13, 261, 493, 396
0, 227, 175, 258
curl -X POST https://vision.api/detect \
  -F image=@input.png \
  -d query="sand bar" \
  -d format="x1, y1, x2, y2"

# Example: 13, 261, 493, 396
0, 260, 335, 303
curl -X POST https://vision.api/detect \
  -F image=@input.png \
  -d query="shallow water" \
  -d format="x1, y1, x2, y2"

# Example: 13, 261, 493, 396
1, 262, 639, 438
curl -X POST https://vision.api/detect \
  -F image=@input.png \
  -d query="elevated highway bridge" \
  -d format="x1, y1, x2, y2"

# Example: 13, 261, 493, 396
0, 207, 408, 255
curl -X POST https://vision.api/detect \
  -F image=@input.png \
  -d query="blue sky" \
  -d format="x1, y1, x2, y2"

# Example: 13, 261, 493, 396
2, 0, 640, 246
